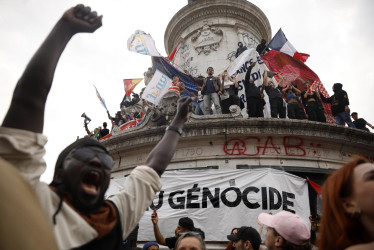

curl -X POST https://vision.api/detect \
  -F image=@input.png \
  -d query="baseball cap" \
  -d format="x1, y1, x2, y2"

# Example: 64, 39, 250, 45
227, 226, 261, 247
143, 241, 159, 250
258, 211, 310, 245
179, 217, 195, 231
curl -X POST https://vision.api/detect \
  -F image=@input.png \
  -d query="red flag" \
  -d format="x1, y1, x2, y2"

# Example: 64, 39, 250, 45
123, 78, 143, 96
261, 50, 335, 123
167, 45, 178, 62
293, 52, 310, 63
306, 179, 321, 195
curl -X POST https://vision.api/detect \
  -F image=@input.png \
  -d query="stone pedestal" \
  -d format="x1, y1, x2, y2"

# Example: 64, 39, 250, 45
164, 0, 271, 76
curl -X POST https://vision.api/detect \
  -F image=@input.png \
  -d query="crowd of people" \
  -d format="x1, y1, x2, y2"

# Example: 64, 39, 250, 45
1, 4, 374, 250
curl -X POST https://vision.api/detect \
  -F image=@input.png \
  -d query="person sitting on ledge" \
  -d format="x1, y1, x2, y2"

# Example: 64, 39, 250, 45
351, 112, 374, 132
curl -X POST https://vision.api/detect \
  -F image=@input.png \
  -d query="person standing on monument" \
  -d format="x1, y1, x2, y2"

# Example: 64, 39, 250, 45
263, 71, 286, 118
243, 61, 264, 118
185, 67, 223, 115
318, 83, 355, 127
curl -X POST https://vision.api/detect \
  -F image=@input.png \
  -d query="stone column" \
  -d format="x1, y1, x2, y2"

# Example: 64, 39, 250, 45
164, 0, 271, 76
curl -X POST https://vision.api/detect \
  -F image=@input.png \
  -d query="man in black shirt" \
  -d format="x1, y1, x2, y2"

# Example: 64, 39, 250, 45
319, 83, 355, 127
185, 67, 222, 115
152, 210, 204, 249
256, 39, 269, 55
264, 71, 286, 118
351, 112, 373, 132
235, 42, 247, 58
243, 61, 264, 117
100, 122, 110, 137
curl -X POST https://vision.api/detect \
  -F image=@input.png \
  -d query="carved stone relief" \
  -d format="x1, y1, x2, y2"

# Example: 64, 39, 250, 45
191, 24, 223, 55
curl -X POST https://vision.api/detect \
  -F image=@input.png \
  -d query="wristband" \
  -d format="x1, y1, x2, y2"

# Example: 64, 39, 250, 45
166, 125, 183, 136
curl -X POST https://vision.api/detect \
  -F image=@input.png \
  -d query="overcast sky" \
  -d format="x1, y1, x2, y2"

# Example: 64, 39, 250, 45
1, 0, 373, 183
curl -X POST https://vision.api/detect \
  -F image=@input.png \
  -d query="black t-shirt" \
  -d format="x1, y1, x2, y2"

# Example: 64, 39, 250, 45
353, 118, 367, 130
100, 128, 110, 137
165, 236, 177, 249
203, 77, 216, 95
265, 85, 283, 99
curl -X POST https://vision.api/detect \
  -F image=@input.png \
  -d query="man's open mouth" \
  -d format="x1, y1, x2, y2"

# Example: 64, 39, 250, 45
81, 170, 101, 195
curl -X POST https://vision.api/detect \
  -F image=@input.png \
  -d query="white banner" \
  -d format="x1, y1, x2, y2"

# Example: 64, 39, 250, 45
227, 48, 278, 118
127, 30, 162, 56
106, 168, 310, 242
142, 70, 172, 105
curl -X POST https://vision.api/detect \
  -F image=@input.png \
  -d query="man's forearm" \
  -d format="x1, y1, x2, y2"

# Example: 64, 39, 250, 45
145, 120, 183, 176
153, 224, 166, 245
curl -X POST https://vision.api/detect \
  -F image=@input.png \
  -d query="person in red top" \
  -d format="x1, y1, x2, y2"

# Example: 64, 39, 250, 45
168, 75, 188, 96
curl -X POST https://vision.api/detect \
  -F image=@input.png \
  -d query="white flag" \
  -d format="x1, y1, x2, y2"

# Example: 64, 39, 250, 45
142, 70, 172, 105
127, 30, 162, 56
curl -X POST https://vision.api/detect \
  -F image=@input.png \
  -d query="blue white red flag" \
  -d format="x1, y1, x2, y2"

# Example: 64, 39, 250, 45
267, 28, 310, 63
93, 85, 107, 110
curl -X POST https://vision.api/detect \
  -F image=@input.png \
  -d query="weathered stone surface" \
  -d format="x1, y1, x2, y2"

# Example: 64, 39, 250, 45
102, 118, 374, 178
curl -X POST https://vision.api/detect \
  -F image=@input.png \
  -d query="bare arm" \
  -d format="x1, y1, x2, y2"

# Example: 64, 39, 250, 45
366, 122, 374, 129
292, 85, 302, 94
151, 210, 167, 246
184, 69, 204, 85
263, 70, 269, 86
282, 84, 289, 94
83, 120, 93, 137
145, 97, 192, 176
2, 5, 102, 133
244, 61, 256, 85
233, 73, 239, 88
277, 73, 284, 87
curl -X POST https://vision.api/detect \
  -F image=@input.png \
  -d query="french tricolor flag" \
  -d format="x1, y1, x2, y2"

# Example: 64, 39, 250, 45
267, 28, 310, 63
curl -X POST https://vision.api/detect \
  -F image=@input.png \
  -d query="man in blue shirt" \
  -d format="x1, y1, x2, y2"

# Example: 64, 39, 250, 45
185, 67, 223, 115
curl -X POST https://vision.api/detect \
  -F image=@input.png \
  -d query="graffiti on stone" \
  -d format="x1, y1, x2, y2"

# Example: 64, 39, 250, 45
222, 136, 324, 157
181, 57, 194, 69
226, 51, 236, 62
241, 33, 257, 49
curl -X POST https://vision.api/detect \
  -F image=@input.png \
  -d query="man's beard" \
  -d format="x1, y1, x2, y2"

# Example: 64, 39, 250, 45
61, 176, 106, 214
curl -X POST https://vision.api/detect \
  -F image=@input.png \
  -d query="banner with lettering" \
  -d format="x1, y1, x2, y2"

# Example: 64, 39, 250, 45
142, 69, 173, 105
106, 168, 310, 241
227, 48, 273, 117
127, 30, 162, 56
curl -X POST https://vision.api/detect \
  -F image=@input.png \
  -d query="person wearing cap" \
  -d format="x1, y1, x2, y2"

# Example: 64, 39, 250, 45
0, 5, 193, 250
226, 226, 262, 250
151, 212, 204, 249
143, 241, 159, 250
257, 211, 311, 250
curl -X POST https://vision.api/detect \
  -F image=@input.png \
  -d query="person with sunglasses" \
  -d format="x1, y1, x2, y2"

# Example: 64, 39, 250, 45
0, 5, 192, 250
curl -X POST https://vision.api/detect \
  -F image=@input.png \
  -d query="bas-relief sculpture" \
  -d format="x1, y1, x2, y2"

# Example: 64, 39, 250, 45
191, 24, 223, 55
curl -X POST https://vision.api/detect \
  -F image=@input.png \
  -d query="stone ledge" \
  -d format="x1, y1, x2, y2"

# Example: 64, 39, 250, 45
102, 117, 374, 152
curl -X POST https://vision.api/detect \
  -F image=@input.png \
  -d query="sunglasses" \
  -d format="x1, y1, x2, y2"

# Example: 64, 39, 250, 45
72, 147, 114, 169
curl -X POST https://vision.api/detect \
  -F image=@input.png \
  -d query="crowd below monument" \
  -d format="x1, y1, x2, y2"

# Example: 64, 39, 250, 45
1, 4, 374, 250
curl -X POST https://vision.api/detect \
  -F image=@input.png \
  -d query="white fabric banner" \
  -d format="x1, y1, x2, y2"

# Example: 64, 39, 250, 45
127, 30, 162, 56
142, 70, 172, 105
227, 48, 277, 118
106, 168, 310, 242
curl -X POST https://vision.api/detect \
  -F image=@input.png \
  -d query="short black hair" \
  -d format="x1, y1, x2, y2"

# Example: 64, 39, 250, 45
351, 112, 358, 116
206, 67, 213, 71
